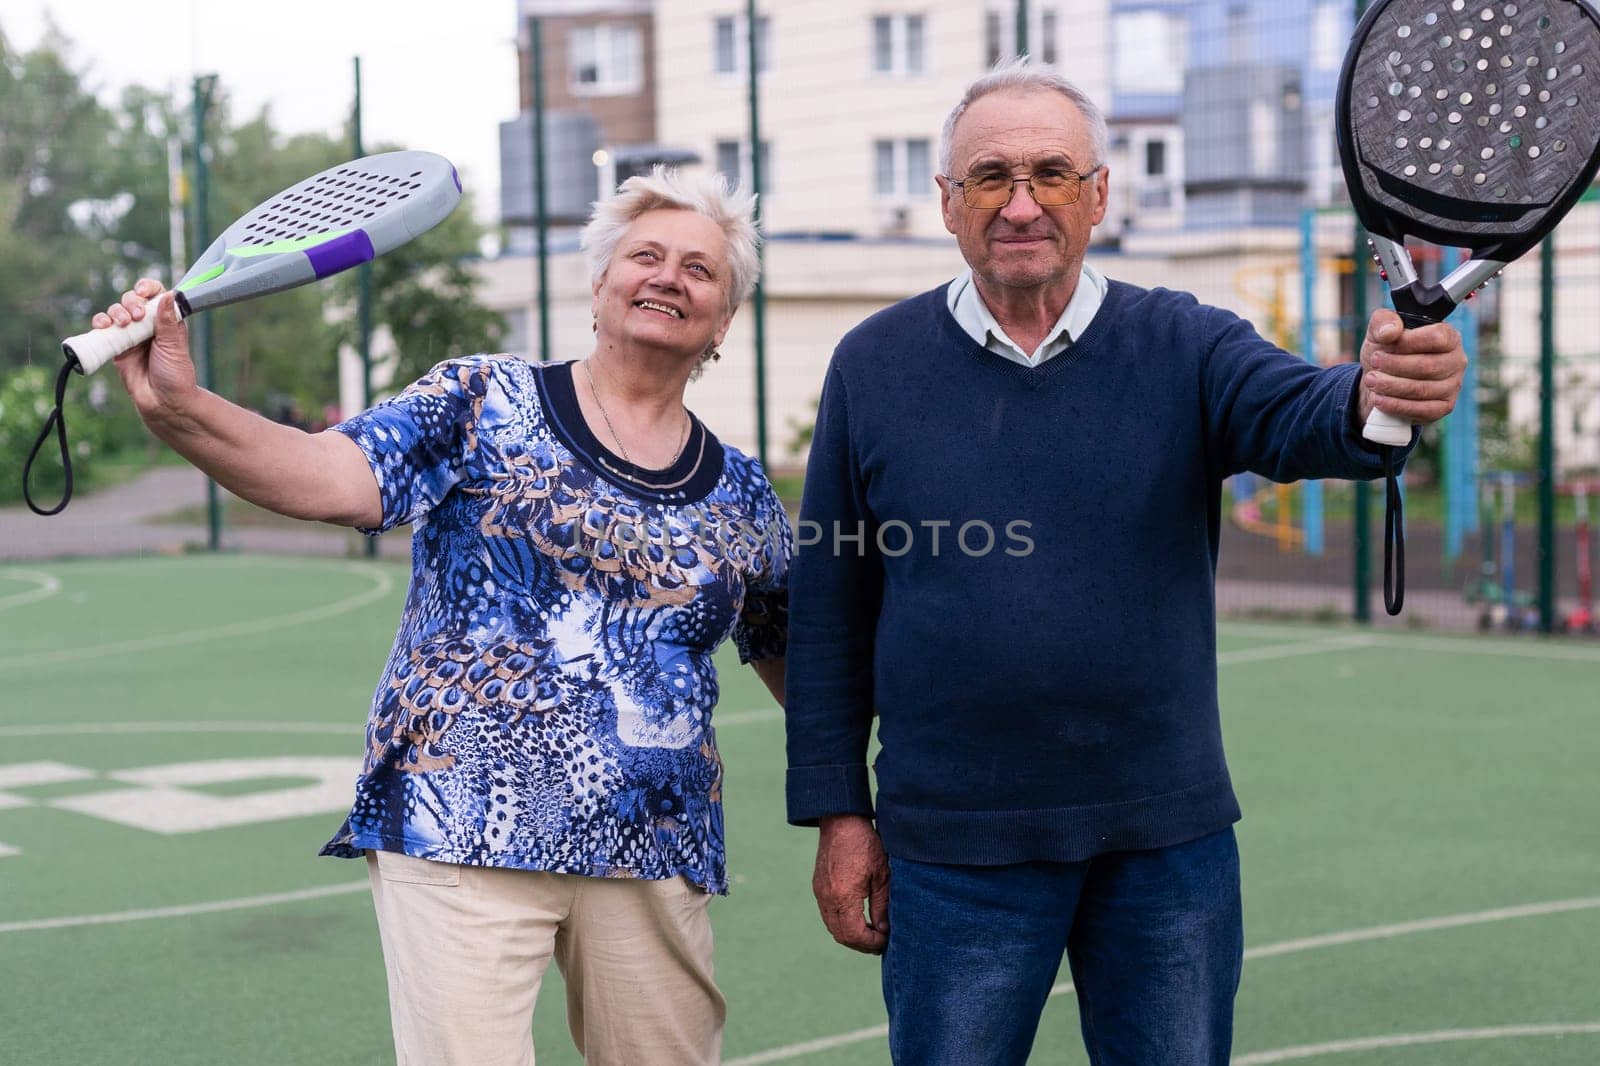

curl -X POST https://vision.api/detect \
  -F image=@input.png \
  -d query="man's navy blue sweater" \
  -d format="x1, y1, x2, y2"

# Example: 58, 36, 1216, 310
784, 280, 1405, 864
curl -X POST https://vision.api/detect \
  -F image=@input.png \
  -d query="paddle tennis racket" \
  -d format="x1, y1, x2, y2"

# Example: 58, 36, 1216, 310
1335, 0, 1600, 612
24, 149, 462, 515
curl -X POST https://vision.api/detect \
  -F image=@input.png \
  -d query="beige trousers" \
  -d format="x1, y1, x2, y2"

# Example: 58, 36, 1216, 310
366, 850, 725, 1066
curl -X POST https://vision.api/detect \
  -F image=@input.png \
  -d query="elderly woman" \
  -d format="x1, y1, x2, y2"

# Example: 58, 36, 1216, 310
90, 167, 790, 1066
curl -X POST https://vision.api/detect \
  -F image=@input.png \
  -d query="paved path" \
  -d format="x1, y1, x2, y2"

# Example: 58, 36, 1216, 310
0, 467, 407, 562
0, 471, 1534, 633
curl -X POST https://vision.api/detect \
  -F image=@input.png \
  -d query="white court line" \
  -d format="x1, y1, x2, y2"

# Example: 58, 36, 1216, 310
716, 708, 781, 727
1219, 621, 1600, 664
1232, 1023, 1600, 1064
727, 1024, 890, 1066
0, 562, 395, 672
0, 569, 63, 612
1241, 897, 1600, 960
1381, 631, 1600, 664
0, 721, 353, 738
1217, 634, 1374, 665
723, 897, 1600, 1066
0, 708, 777, 739
0, 881, 370, 934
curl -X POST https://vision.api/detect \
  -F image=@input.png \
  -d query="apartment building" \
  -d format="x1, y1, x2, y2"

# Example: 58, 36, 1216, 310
484, 2, 1598, 470
651, 1, 1110, 239
480, 1, 1326, 458
501, 0, 667, 247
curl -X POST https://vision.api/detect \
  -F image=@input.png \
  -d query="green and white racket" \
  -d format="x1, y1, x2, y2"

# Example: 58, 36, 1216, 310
25, 150, 462, 515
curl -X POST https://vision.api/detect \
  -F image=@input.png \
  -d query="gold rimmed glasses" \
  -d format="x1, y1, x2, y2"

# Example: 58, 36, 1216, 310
947, 165, 1102, 209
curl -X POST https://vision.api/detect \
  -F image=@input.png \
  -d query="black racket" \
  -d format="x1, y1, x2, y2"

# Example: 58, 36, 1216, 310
1336, 0, 1600, 613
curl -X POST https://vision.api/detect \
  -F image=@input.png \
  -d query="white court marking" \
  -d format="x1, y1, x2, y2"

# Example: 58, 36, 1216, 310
3, 602, 1595, 1058
732, 630, 1584, 1061
716, 707, 781, 727
0, 569, 63, 612
0, 882, 370, 934
1218, 621, 1600, 664
0, 708, 776, 739
1232, 1023, 1600, 1064
0, 562, 395, 672
0, 721, 353, 738
721, 897, 1600, 1065
1216, 634, 1375, 665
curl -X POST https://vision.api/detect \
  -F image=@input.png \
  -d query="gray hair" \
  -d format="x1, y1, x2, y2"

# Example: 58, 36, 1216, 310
939, 56, 1110, 177
580, 165, 761, 314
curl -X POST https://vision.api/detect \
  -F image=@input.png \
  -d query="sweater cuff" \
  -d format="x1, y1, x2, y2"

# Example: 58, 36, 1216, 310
786, 764, 874, 826
1343, 366, 1419, 467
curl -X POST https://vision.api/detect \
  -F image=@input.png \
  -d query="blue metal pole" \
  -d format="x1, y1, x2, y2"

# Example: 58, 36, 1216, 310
1442, 245, 1464, 563
1300, 207, 1324, 555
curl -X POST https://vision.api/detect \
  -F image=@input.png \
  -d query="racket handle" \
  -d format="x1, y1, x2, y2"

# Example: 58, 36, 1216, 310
60, 295, 165, 375
1363, 407, 1413, 448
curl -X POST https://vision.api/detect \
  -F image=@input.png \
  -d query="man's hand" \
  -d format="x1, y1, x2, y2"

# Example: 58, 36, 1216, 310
1356, 309, 1467, 428
813, 814, 890, 955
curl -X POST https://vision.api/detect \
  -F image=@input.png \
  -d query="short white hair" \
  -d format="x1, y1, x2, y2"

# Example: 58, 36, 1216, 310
939, 56, 1110, 177
580, 166, 761, 313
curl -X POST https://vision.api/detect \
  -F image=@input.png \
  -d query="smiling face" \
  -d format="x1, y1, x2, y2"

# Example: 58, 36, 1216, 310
591, 208, 736, 360
937, 89, 1109, 297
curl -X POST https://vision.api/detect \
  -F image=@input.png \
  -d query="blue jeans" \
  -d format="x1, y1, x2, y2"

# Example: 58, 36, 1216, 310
881, 828, 1242, 1066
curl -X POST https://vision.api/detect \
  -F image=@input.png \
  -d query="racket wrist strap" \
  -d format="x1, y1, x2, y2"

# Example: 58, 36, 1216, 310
22, 361, 77, 517
1383, 445, 1406, 616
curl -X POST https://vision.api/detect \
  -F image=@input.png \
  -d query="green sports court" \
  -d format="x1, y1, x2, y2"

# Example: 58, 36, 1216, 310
1, 554, 1595, 1065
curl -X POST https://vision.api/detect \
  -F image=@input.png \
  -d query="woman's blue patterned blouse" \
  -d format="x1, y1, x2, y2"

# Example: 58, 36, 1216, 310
319, 356, 791, 894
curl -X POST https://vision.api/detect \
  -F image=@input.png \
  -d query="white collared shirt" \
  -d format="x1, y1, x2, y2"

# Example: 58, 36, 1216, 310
945, 263, 1107, 367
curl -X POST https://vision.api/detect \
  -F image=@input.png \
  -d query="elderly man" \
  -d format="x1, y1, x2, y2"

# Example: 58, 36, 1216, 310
784, 60, 1465, 1065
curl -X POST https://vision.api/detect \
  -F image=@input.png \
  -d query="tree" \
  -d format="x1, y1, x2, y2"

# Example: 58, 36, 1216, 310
0, 21, 163, 372
332, 159, 505, 391
1, 17, 505, 437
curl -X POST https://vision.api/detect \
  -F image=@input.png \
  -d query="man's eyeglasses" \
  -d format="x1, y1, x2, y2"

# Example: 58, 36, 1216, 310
947, 166, 1102, 210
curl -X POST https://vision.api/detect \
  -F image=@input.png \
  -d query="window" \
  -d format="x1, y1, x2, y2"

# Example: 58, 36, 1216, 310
715, 138, 773, 193
713, 14, 771, 76
1039, 8, 1058, 65
985, 11, 1007, 67
871, 13, 927, 75
906, 15, 926, 73
716, 141, 741, 186
873, 16, 894, 72
905, 139, 932, 196
875, 141, 897, 197
986, 5, 1058, 66
569, 23, 642, 95
873, 138, 933, 199
1145, 138, 1167, 178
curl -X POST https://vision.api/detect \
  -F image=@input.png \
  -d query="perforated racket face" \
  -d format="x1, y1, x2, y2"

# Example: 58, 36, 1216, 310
234, 155, 439, 248
174, 150, 460, 314
1339, 0, 1600, 256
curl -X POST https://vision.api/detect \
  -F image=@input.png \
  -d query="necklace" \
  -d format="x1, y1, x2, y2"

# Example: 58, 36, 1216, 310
583, 360, 690, 469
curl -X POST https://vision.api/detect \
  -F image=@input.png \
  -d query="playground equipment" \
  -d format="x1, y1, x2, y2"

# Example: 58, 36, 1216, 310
1231, 252, 1324, 557
1560, 480, 1597, 635
1473, 473, 1540, 633
1462, 478, 1501, 609
1230, 473, 1306, 553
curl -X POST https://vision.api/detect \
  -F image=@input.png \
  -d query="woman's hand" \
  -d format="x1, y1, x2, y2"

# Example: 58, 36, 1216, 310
93, 277, 200, 425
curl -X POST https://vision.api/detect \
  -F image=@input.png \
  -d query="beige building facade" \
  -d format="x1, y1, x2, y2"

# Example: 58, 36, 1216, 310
650, 1, 1110, 241
516, 0, 657, 149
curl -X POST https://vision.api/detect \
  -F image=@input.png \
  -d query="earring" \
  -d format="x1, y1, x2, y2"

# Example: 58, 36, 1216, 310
706, 345, 721, 362
591, 316, 598, 333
